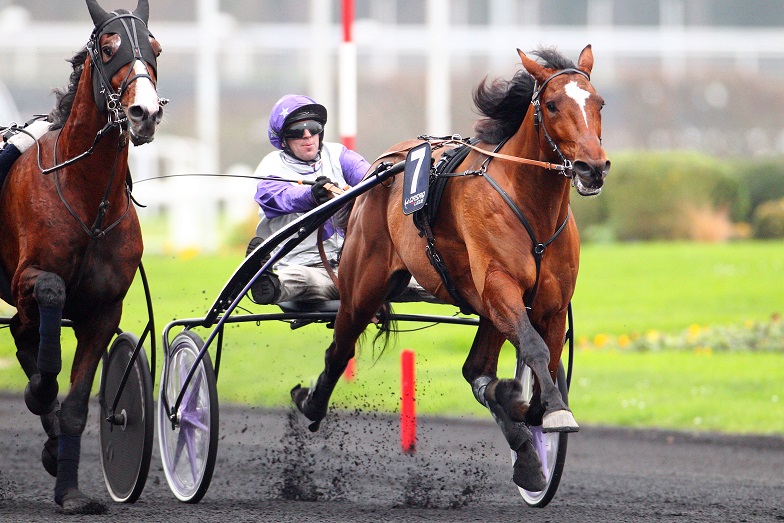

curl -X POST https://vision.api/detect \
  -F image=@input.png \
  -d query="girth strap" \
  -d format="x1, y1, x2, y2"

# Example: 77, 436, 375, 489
413, 142, 477, 316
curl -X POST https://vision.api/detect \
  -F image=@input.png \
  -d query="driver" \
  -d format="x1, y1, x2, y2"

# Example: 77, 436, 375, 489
248, 94, 370, 304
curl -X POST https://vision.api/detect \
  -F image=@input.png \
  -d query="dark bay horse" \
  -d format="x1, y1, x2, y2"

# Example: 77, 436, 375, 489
292, 45, 610, 490
0, 0, 163, 513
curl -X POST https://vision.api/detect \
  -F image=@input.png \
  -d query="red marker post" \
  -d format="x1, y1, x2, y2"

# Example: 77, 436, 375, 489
400, 349, 416, 454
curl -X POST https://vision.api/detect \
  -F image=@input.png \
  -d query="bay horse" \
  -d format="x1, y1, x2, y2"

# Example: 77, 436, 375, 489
0, 0, 163, 513
292, 45, 609, 490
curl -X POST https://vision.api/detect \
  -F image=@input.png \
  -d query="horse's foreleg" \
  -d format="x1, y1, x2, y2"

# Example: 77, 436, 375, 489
482, 267, 577, 433
52, 314, 115, 514
20, 272, 66, 416
464, 318, 546, 491
515, 312, 577, 433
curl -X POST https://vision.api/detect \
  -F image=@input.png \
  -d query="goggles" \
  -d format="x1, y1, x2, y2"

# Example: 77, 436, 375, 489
282, 120, 324, 139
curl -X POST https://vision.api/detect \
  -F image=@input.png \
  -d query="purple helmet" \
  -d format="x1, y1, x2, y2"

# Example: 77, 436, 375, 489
267, 94, 328, 150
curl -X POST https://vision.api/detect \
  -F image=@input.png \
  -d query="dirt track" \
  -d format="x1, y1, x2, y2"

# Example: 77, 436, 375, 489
0, 393, 783, 522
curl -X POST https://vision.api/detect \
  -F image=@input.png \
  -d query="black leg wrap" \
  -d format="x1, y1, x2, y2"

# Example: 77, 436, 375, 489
37, 307, 62, 374
54, 434, 80, 506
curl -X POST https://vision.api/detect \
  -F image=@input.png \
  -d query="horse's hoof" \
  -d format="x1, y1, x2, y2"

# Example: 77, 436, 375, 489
24, 376, 58, 416
512, 439, 547, 491
42, 436, 58, 477
542, 409, 579, 433
57, 489, 107, 515
290, 384, 309, 409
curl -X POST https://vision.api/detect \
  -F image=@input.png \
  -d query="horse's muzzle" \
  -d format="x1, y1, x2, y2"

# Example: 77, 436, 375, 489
126, 103, 162, 146
572, 159, 610, 196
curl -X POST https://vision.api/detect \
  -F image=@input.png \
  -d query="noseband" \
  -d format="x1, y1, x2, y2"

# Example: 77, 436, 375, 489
530, 68, 591, 178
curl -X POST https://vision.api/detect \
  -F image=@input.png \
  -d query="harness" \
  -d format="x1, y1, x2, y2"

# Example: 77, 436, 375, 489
407, 68, 589, 314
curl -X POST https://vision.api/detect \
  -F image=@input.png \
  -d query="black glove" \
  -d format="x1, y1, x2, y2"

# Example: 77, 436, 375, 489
311, 176, 334, 204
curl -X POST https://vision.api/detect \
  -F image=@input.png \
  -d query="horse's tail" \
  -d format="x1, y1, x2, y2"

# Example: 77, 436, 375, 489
371, 301, 398, 361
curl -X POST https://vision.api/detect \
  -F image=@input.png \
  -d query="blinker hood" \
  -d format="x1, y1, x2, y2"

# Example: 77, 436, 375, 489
87, 0, 157, 113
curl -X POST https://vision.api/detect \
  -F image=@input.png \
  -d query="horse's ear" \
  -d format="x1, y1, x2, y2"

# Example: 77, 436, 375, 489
86, 0, 111, 27
133, 0, 150, 24
577, 45, 594, 77
517, 48, 548, 84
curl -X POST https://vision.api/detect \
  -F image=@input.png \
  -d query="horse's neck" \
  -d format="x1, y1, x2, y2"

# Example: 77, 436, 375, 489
496, 126, 572, 232
59, 63, 129, 185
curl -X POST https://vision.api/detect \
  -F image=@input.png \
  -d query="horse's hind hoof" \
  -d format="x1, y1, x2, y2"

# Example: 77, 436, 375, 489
512, 439, 547, 491
57, 489, 107, 515
542, 409, 579, 433
42, 436, 58, 477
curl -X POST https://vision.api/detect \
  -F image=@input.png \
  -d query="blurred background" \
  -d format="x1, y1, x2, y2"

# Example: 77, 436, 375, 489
1, 0, 783, 252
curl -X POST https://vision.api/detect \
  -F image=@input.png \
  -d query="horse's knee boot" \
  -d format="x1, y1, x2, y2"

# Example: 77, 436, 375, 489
34, 273, 66, 376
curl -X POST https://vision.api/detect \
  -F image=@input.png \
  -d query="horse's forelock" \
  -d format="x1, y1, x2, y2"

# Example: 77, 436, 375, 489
531, 46, 576, 71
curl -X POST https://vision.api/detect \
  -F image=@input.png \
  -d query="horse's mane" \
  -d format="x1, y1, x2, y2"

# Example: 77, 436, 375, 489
48, 47, 89, 131
473, 46, 577, 144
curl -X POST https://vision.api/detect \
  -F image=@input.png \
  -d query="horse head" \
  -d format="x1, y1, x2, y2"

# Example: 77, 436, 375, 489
518, 45, 610, 196
86, 0, 163, 145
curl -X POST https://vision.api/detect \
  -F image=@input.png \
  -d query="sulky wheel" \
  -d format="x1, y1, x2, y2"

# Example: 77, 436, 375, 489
99, 332, 154, 503
157, 330, 219, 503
513, 361, 569, 508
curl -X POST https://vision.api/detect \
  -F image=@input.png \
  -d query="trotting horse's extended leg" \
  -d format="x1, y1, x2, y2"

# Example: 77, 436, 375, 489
52, 312, 118, 514
481, 268, 578, 433
11, 272, 66, 477
463, 318, 547, 491
290, 244, 401, 432
20, 273, 66, 416
12, 315, 62, 477
291, 300, 380, 432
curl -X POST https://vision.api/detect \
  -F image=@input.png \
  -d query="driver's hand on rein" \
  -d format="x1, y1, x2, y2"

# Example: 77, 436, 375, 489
311, 176, 343, 204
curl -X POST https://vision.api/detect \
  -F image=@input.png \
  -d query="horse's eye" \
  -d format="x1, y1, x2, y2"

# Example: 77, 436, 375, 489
150, 36, 162, 57
545, 101, 557, 113
101, 46, 114, 59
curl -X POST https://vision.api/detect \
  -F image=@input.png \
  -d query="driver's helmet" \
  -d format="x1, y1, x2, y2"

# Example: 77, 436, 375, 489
267, 94, 328, 150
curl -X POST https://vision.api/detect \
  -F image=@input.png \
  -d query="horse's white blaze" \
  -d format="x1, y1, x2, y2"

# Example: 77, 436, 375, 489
564, 80, 590, 128
130, 60, 159, 114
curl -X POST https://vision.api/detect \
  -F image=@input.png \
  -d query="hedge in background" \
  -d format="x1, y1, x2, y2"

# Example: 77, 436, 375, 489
571, 151, 749, 241
753, 198, 784, 239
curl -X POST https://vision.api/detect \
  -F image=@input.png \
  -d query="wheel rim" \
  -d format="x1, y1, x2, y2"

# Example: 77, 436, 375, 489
158, 333, 214, 501
99, 333, 153, 503
513, 365, 566, 506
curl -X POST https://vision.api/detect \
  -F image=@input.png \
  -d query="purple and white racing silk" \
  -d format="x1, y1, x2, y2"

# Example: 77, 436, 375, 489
254, 142, 370, 267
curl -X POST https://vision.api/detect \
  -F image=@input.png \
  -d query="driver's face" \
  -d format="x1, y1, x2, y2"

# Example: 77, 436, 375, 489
285, 129, 320, 162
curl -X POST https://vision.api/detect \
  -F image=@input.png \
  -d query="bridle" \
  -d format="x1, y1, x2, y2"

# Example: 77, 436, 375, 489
87, 10, 161, 125
530, 67, 591, 178
38, 10, 165, 238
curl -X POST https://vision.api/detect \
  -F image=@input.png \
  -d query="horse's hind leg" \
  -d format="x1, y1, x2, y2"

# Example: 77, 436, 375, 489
463, 318, 546, 491
291, 301, 379, 432
291, 263, 399, 432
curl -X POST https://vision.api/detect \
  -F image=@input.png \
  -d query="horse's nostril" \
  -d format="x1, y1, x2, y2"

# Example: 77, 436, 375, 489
127, 105, 147, 121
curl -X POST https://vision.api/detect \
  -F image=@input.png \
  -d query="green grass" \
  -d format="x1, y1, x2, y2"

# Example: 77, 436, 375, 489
1, 240, 783, 435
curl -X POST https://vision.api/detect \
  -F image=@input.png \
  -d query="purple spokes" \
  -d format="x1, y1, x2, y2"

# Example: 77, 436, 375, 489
530, 425, 549, 481
170, 355, 209, 485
